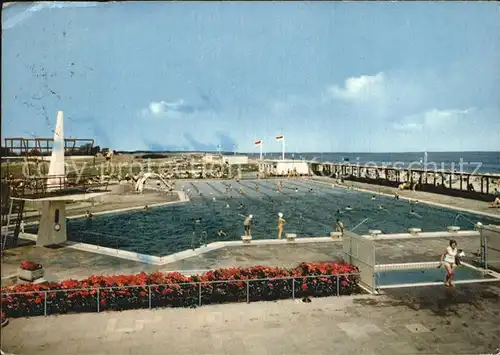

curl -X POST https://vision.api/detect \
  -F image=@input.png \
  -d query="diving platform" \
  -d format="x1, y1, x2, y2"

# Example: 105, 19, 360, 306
1, 111, 110, 251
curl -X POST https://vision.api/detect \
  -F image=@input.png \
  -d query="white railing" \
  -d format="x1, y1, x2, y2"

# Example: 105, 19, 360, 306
1, 273, 360, 317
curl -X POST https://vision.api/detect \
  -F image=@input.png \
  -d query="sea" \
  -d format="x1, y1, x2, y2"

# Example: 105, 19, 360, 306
244, 151, 500, 174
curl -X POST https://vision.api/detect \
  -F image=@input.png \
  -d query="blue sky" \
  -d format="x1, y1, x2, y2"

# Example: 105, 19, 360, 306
2, 1, 500, 153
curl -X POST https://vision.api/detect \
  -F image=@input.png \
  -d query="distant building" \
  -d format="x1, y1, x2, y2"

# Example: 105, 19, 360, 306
258, 159, 311, 176
202, 154, 222, 164
222, 155, 249, 165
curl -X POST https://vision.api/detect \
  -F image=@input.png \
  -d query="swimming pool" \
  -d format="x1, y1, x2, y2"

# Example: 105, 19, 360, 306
375, 265, 494, 287
27, 179, 500, 256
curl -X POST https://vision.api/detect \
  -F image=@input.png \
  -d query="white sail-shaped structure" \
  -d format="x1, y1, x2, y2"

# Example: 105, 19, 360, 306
46, 111, 66, 190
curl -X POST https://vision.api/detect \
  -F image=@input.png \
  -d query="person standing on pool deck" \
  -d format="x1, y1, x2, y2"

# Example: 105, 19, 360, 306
335, 219, 344, 235
277, 212, 286, 239
441, 239, 458, 287
244, 214, 253, 236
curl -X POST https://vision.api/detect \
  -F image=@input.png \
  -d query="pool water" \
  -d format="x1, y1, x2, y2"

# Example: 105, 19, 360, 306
376, 266, 493, 286
26, 179, 500, 256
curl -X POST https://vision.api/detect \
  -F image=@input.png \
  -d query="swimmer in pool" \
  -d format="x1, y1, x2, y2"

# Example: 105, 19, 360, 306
212, 197, 216, 202
255, 183, 259, 191
410, 209, 422, 218
226, 204, 230, 208
309, 187, 313, 192
239, 203, 244, 209
371, 196, 376, 200
216, 230, 227, 237
378, 205, 385, 210
239, 187, 244, 194
345, 206, 352, 211
295, 188, 299, 192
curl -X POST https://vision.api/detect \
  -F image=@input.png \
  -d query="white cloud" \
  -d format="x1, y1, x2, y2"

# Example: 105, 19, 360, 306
394, 108, 473, 131
140, 100, 197, 119
3, 2, 99, 30
325, 72, 385, 102
393, 122, 423, 131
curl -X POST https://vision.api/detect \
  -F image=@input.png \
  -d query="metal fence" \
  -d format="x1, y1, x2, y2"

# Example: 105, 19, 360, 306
1, 273, 360, 317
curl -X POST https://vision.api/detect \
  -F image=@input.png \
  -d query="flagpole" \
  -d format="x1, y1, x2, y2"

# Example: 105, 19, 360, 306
260, 142, 263, 161
282, 137, 285, 161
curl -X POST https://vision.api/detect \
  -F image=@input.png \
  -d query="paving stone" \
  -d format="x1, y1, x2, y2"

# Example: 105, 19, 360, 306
405, 323, 430, 333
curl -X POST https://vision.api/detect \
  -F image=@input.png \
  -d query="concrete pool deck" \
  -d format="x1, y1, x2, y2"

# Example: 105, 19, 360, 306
2, 282, 500, 355
1, 234, 483, 284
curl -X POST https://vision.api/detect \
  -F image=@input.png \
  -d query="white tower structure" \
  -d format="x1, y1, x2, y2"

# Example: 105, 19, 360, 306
46, 110, 66, 190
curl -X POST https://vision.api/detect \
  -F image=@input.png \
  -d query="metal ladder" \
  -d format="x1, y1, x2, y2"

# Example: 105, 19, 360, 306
1, 198, 25, 252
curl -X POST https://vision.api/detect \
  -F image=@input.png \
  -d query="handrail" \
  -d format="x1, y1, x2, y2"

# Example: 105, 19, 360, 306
453, 213, 478, 228
350, 218, 370, 232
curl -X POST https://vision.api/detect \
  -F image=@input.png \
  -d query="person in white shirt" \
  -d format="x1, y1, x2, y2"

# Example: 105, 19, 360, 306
243, 215, 253, 236
440, 239, 458, 287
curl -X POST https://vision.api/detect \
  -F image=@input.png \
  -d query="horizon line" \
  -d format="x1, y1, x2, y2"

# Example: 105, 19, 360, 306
115, 149, 500, 154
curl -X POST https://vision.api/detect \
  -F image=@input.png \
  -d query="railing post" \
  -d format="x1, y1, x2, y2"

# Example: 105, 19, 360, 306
44, 291, 47, 316
198, 283, 202, 307
292, 278, 295, 299
97, 288, 100, 313
246, 281, 250, 303
336, 275, 340, 297
484, 237, 488, 270
148, 285, 152, 309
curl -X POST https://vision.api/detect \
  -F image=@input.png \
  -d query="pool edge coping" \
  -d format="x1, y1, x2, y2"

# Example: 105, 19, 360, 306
19, 233, 342, 266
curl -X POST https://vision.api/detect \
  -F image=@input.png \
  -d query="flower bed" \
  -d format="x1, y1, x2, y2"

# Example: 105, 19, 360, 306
1, 262, 360, 318
19, 261, 42, 271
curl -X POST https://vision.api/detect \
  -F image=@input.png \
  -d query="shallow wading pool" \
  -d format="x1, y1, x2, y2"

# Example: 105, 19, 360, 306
375, 265, 494, 287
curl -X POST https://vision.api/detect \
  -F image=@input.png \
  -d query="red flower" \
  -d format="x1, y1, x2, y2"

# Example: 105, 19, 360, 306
1, 261, 359, 318
19, 261, 42, 271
